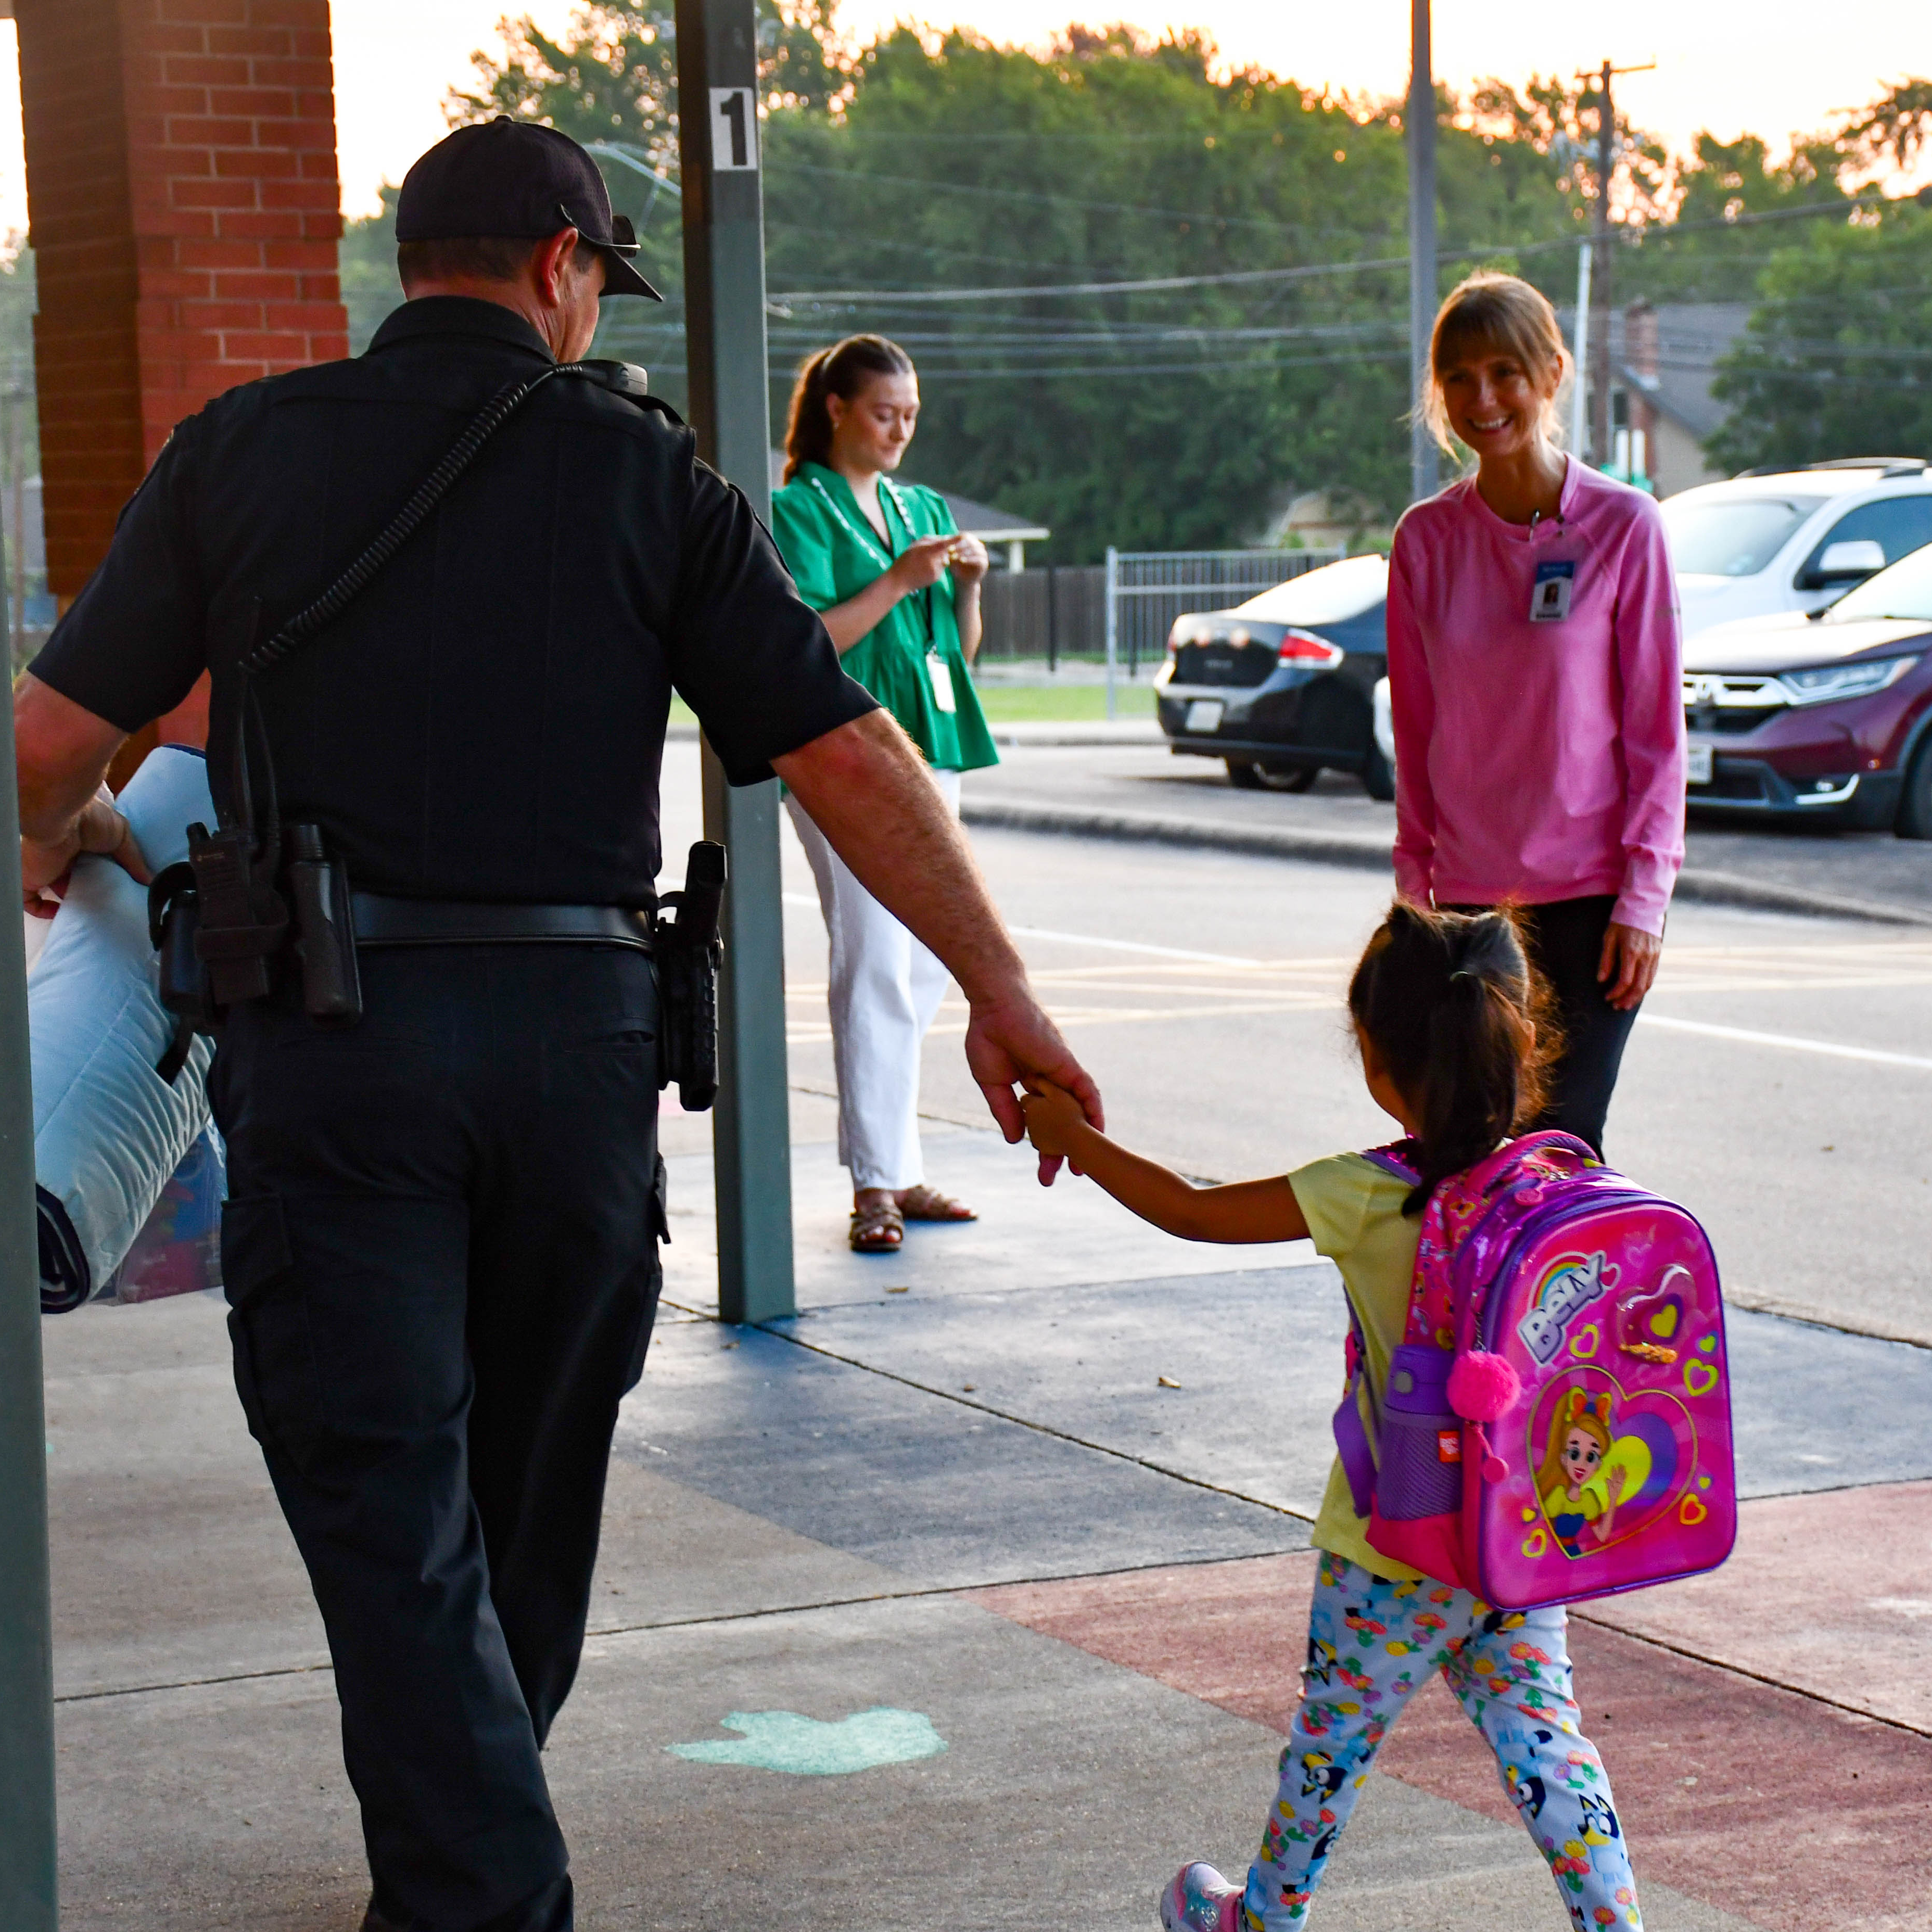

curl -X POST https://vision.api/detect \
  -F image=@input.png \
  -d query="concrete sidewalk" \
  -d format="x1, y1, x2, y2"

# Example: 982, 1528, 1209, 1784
45, 1115, 1930, 1930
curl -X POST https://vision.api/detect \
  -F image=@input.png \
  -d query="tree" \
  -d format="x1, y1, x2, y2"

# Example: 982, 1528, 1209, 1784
1705, 200, 1932, 473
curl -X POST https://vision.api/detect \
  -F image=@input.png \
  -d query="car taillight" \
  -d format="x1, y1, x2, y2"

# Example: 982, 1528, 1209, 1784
1277, 628, 1344, 669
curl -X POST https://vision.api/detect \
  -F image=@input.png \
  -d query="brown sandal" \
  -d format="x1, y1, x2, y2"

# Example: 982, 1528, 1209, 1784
898, 1185, 977, 1223
849, 1199, 905, 1252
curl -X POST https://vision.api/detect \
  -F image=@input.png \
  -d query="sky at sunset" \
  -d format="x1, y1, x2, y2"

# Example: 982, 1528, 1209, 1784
0, 2, 1926, 236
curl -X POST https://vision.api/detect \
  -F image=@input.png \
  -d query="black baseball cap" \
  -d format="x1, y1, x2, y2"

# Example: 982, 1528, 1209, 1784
396, 116, 662, 301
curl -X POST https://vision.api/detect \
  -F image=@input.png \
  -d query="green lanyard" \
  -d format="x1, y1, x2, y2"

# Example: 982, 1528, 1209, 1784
807, 473, 939, 650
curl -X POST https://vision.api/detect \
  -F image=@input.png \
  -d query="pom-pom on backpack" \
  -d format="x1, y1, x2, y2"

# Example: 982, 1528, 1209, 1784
1332, 1131, 1736, 1609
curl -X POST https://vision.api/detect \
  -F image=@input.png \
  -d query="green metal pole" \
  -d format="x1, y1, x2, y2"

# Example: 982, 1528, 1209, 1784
0, 538, 59, 1924
675, 0, 796, 1325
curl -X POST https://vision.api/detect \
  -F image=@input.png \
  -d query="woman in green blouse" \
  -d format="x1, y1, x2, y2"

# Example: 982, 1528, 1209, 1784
771, 334, 1000, 1253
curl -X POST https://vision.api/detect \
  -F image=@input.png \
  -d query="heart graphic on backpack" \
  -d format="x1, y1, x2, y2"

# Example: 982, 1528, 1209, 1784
1526, 1368, 1697, 1560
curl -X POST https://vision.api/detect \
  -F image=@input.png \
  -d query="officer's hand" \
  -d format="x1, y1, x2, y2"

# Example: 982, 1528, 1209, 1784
888, 535, 958, 595
21, 784, 150, 917
949, 535, 990, 586
964, 985, 1102, 1185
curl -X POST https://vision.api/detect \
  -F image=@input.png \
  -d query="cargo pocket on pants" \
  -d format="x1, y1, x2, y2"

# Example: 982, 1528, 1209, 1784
222, 1193, 326, 1472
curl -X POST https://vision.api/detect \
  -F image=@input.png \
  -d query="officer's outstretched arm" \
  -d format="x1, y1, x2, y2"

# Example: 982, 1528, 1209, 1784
14, 673, 150, 913
775, 709, 1102, 1153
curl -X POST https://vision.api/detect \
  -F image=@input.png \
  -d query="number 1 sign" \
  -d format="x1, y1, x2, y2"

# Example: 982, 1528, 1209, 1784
709, 88, 758, 171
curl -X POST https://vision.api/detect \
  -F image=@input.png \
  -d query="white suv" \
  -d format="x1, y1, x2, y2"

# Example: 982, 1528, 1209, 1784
1660, 459, 1932, 640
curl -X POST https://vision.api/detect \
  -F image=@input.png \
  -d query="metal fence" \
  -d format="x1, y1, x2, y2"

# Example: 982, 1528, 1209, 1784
1103, 547, 1344, 685
978, 548, 1347, 684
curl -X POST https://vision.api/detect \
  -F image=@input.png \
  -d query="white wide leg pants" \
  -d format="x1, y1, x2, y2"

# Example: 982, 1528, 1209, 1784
784, 767, 962, 1192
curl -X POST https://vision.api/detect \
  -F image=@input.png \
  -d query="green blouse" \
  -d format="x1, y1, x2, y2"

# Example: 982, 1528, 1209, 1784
769, 462, 999, 772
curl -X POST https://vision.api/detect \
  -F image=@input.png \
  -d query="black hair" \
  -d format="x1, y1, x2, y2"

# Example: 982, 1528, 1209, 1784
1347, 900, 1559, 1213
782, 335, 916, 481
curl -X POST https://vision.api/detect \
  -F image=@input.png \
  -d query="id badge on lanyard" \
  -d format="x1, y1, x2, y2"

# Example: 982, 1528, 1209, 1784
926, 650, 957, 713
1530, 559, 1575, 623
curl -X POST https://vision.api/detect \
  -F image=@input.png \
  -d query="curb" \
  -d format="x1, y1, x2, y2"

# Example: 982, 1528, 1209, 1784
960, 797, 1932, 930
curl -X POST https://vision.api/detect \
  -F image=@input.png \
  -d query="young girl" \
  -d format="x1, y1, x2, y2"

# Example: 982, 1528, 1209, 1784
1021, 901, 1643, 1932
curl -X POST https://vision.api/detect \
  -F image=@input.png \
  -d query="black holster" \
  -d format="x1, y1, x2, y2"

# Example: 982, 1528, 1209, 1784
654, 841, 727, 1112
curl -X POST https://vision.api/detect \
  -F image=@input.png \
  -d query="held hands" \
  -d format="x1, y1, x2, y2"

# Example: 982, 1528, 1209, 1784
1597, 920, 1662, 1010
888, 534, 965, 597
1020, 1079, 1090, 1183
21, 783, 150, 917
962, 986, 1102, 1186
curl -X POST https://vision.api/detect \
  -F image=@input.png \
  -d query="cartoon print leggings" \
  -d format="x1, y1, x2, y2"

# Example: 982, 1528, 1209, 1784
1242, 1554, 1642, 1932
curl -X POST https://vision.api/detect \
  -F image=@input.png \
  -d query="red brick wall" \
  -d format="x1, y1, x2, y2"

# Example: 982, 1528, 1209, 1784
18, 0, 349, 604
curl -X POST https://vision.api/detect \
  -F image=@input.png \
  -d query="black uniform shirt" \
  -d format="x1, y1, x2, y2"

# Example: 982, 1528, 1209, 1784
30, 296, 876, 905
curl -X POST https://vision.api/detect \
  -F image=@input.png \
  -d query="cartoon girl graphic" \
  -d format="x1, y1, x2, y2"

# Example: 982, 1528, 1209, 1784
1536, 1389, 1623, 1556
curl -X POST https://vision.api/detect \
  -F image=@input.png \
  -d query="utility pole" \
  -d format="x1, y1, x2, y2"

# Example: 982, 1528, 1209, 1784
1589, 60, 1615, 472
1407, 0, 1439, 502
675, 0, 797, 1325
1585, 60, 1655, 469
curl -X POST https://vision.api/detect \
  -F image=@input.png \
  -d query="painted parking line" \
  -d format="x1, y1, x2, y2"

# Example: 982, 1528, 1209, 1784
784, 899, 1932, 1063
1635, 1012, 1932, 1071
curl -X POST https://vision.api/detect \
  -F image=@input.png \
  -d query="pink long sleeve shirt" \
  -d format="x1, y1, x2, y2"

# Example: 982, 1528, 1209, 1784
1387, 458, 1685, 936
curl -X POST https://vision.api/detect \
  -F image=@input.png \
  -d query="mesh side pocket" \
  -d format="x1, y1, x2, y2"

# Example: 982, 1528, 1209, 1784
1375, 1343, 1464, 1521
1375, 1412, 1465, 1519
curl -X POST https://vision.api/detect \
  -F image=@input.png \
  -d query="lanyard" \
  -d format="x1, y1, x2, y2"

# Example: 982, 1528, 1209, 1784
808, 472, 939, 651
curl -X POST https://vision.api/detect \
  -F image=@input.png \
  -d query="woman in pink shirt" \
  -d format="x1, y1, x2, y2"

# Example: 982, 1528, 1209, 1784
1387, 273, 1684, 1155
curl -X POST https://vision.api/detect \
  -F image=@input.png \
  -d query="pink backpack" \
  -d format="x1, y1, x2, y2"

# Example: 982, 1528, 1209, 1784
1333, 1132, 1736, 1610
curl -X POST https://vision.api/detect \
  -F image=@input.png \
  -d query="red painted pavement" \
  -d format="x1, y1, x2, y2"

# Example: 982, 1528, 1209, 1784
970, 1487, 1932, 1930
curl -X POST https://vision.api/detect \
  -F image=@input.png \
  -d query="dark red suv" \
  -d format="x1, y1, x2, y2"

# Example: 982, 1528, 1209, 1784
1683, 540, 1932, 836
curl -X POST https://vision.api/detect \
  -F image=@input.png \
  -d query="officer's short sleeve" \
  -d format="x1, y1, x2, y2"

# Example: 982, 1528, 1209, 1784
670, 459, 877, 785
767, 485, 838, 611
29, 421, 209, 732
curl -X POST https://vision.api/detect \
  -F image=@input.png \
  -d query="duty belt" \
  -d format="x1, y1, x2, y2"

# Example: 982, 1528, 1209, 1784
350, 893, 654, 951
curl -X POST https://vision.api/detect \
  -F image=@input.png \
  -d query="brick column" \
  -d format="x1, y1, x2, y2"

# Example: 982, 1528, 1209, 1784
17, 0, 348, 619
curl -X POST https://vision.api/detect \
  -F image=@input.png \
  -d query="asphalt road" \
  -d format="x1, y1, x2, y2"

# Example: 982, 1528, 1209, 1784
659, 744, 1932, 1349
965, 740, 1932, 917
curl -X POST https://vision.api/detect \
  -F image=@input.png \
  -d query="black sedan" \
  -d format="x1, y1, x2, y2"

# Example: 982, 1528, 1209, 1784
1153, 555, 1392, 795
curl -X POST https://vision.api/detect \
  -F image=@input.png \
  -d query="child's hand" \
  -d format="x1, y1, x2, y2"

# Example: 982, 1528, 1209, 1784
1022, 1080, 1089, 1185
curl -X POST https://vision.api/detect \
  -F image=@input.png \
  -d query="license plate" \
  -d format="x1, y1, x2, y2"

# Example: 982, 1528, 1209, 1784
1687, 743, 1714, 786
1185, 700, 1224, 734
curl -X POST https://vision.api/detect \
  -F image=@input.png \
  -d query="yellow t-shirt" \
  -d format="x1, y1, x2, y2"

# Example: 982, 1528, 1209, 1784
1290, 1151, 1428, 1584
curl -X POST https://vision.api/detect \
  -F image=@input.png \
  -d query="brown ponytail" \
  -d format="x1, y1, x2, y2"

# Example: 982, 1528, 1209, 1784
782, 334, 916, 482
1347, 901, 1559, 1214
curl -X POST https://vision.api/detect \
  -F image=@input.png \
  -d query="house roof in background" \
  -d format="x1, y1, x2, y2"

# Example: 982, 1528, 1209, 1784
767, 452, 1049, 544
1559, 302, 1753, 444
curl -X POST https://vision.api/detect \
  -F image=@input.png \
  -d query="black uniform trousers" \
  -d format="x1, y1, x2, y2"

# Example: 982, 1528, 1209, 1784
1516, 895, 1642, 1158
210, 944, 666, 1932
1450, 894, 1641, 1156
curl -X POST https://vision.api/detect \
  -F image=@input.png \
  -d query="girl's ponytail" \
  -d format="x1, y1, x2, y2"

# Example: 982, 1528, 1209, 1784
1348, 902, 1557, 1214
781, 334, 916, 482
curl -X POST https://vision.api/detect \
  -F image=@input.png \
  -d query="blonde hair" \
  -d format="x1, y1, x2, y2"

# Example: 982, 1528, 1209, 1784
1421, 272, 1571, 456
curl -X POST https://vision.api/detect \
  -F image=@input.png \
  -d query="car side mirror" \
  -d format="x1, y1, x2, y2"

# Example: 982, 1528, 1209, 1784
1799, 538, 1887, 590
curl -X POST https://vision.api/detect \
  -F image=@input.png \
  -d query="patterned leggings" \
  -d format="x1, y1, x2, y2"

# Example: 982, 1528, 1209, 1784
1243, 1553, 1643, 1931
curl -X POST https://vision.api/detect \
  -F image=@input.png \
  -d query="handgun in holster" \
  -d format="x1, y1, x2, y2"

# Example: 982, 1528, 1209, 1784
653, 840, 727, 1112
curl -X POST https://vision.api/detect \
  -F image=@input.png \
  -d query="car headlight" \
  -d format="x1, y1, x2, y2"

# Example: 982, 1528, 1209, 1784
1777, 656, 1918, 706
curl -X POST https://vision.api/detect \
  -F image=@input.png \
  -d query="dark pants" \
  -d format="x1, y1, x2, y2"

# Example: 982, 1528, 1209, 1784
1516, 895, 1642, 1158
210, 946, 666, 1932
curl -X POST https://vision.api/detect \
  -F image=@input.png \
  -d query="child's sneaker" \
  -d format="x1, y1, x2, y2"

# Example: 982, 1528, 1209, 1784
1159, 1861, 1243, 1932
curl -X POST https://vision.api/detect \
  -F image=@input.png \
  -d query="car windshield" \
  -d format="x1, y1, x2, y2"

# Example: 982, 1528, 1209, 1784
1826, 540, 1932, 622
1661, 495, 1826, 577
1235, 554, 1389, 624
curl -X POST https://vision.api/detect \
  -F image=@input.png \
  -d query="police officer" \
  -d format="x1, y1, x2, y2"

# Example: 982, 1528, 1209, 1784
15, 119, 1100, 1932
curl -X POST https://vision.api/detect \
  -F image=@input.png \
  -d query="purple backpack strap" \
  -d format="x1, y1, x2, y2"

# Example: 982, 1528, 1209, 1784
1331, 1303, 1378, 1520
1329, 1141, 1421, 1519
